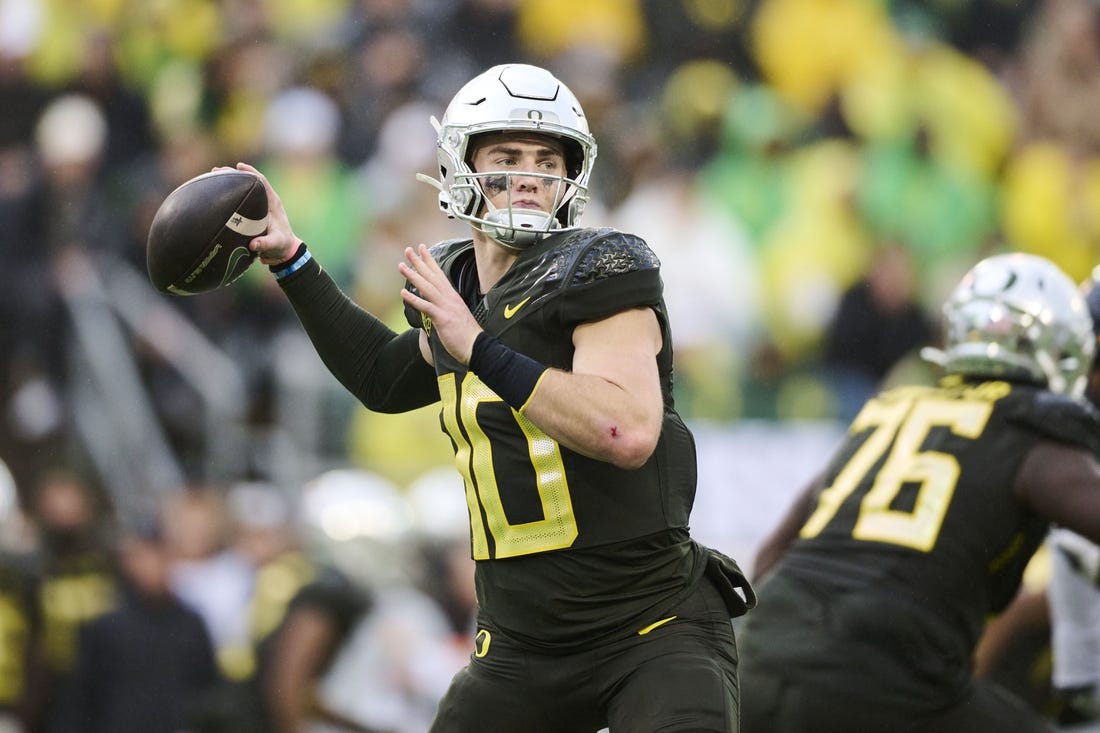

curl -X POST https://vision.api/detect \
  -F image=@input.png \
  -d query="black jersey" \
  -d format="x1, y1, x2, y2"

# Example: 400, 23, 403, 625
0, 551, 39, 711
779, 377, 1100, 669
39, 548, 119, 674
404, 227, 707, 650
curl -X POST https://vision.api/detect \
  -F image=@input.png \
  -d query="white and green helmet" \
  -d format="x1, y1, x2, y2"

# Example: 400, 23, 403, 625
924, 253, 1096, 397
418, 64, 597, 249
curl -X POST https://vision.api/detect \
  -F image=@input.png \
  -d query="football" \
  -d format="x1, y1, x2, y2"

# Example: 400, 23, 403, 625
146, 169, 268, 295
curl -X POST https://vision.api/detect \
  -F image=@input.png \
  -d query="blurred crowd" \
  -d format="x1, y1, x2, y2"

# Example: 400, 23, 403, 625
4, 0, 1100, 479
1, 0, 1100, 728
0, 455, 478, 732
4, 0, 1100, 486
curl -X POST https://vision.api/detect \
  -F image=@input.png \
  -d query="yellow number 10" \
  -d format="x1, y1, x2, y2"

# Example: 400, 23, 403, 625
439, 372, 579, 560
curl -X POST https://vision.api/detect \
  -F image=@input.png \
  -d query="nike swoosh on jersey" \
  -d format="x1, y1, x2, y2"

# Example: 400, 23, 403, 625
503, 296, 531, 319
637, 616, 677, 635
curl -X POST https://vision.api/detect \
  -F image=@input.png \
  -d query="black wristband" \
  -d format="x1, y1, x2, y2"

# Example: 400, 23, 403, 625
468, 332, 548, 412
270, 243, 310, 280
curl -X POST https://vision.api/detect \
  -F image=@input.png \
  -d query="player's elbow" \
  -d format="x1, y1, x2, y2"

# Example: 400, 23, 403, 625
612, 445, 655, 471
598, 424, 660, 470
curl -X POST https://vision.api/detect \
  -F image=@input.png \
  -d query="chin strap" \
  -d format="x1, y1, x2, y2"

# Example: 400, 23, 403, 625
480, 210, 558, 249
1035, 349, 1069, 395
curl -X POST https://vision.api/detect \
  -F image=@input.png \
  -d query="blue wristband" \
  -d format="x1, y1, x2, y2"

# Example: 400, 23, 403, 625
468, 332, 547, 412
271, 244, 311, 280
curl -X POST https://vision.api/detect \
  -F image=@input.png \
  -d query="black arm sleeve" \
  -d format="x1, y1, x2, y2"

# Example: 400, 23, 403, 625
278, 258, 439, 413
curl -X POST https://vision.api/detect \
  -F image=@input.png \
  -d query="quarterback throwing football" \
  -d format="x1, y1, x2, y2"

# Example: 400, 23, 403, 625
234, 64, 753, 732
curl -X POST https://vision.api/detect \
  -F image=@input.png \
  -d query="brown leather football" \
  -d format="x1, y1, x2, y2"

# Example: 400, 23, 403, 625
146, 170, 267, 295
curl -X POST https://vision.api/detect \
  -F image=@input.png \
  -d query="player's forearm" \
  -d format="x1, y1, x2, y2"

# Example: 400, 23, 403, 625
277, 255, 439, 412
521, 369, 662, 469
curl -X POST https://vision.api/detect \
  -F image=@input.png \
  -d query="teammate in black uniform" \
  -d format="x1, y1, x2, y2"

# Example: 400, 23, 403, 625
739, 253, 1100, 733
226, 64, 753, 732
0, 460, 40, 731
1040, 270, 1100, 732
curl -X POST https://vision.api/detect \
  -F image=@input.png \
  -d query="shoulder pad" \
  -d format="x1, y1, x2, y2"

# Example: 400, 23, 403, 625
404, 238, 473, 329
567, 228, 660, 285
532, 228, 660, 286
428, 238, 474, 273
556, 228, 663, 325
1009, 389, 1100, 457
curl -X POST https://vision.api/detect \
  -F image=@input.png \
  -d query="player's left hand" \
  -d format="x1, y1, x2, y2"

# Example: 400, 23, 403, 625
400, 244, 482, 365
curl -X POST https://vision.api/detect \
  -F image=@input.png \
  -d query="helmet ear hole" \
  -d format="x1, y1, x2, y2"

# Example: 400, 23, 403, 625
564, 141, 585, 180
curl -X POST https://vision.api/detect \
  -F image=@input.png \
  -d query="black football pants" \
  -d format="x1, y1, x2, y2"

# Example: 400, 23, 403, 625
429, 576, 740, 733
738, 573, 1055, 733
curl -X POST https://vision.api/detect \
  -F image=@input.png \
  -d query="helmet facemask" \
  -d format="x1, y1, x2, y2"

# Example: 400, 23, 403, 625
1082, 269, 1100, 406
417, 64, 597, 250
468, 168, 570, 246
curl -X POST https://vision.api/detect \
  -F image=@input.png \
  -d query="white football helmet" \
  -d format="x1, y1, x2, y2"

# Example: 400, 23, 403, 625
1086, 266, 1100, 348
922, 253, 1096, 396
417, 64, 597, 249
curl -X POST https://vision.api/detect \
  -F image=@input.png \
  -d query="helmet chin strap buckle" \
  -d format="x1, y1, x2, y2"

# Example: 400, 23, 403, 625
480, 207, 559, 249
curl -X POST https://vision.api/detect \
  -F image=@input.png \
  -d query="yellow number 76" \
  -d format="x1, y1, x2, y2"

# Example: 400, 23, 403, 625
800, 396, 993, 552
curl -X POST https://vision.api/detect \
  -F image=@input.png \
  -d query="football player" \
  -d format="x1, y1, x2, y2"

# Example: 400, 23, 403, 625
740, 253, 1100, 733
0, 459, 39, 732
229, 64, 753, 732
1045, 269, 1100, 733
